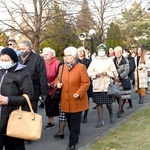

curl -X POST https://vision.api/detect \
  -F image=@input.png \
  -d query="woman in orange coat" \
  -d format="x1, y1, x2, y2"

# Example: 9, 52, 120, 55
55, 46, 90, 150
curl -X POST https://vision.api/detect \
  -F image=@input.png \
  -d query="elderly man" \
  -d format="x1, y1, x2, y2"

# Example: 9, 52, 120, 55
18, 40, 49, 113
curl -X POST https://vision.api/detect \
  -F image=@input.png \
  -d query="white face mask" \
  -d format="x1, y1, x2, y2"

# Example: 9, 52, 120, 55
0, 61, 14, 69
98, 51, 105, 57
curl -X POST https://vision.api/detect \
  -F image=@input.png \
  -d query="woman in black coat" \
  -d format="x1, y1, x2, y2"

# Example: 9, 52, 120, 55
77, 46, 92, 123
0, 48, 34, 150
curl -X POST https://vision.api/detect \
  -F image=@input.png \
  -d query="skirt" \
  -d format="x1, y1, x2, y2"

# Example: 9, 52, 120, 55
93, 92, 113, 104
44, 95, 59, 117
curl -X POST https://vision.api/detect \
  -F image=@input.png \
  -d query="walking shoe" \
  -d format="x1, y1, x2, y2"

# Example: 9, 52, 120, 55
96, 120, 104, 128
44, 122, 55, 129
126, 105, 133, 109
117, 112, 121, 118
120, 109, 124, 114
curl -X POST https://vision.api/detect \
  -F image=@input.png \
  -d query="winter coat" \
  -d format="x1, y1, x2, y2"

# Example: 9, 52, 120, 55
128, 56, 136, 80
87, 56, 118, 92
45, 57, 60, 95
113, 56, 131, 100
20, 51, 49, 102
55, 63, 90, 113
134, 55, 149, 90
78, 58, 93, 98
0, 63, 34, 134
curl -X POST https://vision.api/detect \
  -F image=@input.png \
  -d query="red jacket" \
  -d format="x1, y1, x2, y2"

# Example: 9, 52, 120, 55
45, 57, 60, 95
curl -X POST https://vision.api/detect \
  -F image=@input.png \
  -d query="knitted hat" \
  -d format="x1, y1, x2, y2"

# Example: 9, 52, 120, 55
97, 44, 107, 51
1, 48, 18, 63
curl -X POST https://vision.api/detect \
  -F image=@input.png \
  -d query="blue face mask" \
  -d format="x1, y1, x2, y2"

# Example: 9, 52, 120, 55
20, 51, 29, 58
0, 61, 14, 69
98, 51, 105, 57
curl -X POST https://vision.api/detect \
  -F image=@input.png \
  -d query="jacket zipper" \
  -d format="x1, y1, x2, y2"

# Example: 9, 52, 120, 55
0, 70, 8, 120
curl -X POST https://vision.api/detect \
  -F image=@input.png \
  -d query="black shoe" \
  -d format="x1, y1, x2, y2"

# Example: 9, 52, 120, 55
117, 112, 121, 118
139, 100, 143, 104
93, 106, 97, 109
82, 118, 87, 123
120, 109, 124, 114
53, 133, 64, 139
126, 105, 133, 109
44, 122, 55, 129
67, 145, 76, 150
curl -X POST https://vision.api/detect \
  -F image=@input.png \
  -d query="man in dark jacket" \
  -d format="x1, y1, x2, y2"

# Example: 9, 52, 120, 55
18, 40, 49, 113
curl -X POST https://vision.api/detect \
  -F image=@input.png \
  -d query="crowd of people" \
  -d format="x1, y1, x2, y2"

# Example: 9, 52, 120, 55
0, 38, 150, 150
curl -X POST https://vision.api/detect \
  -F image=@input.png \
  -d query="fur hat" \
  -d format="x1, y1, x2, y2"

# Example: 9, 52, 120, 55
97, 44, 107, 51
1, 48, 18, 63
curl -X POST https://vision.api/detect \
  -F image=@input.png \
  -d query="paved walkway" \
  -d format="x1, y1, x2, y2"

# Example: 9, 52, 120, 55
26, 89, 150, 150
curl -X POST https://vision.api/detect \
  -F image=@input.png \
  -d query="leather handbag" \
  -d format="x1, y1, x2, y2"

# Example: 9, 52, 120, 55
107, 81, 121, 98
121, 78, 131, 90
6, 94, 42, 140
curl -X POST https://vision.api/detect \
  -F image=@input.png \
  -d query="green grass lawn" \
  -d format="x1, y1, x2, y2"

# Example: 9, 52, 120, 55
87, 105, 150, 150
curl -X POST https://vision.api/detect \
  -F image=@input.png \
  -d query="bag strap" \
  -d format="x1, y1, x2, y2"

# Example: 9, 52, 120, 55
22, 94, 34, 114
59, 64, 64, 83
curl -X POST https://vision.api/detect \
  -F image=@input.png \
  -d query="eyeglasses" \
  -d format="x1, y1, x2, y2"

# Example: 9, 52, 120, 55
64, 55, 72, 57
8, 43, 12, 46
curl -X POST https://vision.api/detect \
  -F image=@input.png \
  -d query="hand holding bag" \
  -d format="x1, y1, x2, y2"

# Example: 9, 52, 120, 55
51, 64, 64, 102
107, 80, 121, 98
6, 94, 42, 140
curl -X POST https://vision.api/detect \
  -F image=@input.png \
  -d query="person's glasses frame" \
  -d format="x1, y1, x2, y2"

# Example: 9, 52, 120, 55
8, 43, 12, 46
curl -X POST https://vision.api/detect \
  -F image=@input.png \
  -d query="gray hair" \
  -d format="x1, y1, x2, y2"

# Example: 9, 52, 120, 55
19, 40, 32, 50
64, 46, 78, 59
114, 46, 123, 53
42, 47, 56, 57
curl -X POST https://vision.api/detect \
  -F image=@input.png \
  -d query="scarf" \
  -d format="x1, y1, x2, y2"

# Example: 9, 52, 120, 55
66, 61, 78, 71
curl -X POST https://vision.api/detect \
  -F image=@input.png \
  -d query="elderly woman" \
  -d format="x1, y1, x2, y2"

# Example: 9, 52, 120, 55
87, 44, 118, 128
42, 47, 60, 129
55, 46, 90, 150
0, 48, 34, 150
113, 46, 131, 118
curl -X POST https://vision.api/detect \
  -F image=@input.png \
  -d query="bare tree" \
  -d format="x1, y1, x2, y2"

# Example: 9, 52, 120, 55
0, 0, 67, 53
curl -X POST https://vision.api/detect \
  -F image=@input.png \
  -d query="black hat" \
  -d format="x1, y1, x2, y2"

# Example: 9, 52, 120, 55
1, 48, 18, 63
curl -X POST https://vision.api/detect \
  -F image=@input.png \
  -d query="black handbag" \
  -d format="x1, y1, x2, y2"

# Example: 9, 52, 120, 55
51, 64, 64, 102
51, 88, 61, 102
121, 78, 131, 90
107, 81, 121, 98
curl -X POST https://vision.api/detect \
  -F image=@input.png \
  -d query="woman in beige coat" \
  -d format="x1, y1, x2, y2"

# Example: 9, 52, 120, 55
134, 46, 149, 104
87, 44, 118, 128
55, 46, 90, 150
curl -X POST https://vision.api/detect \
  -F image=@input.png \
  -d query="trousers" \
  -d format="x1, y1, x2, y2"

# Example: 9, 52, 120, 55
65, 111, 82, 145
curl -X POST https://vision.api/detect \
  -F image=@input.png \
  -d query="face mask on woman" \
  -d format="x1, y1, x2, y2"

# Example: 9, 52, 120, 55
0, 61, 14, 69
98, 51, 105, 57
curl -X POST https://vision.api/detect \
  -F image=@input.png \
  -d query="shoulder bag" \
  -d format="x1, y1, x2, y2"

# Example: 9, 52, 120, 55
121, 78, 131, 90
107, 80, 121, 98
6, 94, 42, 140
